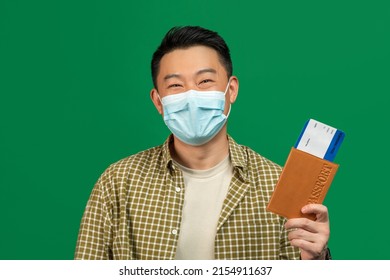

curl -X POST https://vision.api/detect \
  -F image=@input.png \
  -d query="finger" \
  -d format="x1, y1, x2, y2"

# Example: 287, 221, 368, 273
289, 238, 327, 258
285, 218, 318, 233
288, 228, 318, 243
301, 204, 329, 222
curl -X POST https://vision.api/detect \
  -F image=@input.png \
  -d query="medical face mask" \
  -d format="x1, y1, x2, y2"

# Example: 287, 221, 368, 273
159, 80, 231, 146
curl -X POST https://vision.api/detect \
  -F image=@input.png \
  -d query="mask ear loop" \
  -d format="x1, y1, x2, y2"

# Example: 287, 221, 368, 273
156, 91, 164, 115
157, 92, 162, 103
224, 78, 232, 118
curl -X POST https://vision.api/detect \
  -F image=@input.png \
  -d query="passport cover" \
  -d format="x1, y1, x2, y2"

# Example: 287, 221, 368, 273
267, 147, 339, 220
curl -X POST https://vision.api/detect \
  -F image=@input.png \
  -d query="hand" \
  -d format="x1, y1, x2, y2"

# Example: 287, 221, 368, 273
284, 204, 330, 260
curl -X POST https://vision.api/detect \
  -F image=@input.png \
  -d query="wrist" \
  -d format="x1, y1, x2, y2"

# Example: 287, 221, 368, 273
317, 247, 331, 260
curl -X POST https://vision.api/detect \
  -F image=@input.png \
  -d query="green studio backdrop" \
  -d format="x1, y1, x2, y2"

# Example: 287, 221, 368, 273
1, 0, 389, 260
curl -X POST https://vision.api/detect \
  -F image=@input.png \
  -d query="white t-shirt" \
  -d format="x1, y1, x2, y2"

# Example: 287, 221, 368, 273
174, 155, 233, 259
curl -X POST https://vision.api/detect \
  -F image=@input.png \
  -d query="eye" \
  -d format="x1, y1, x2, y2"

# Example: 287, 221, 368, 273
199, 79, 213, 85
167, 83, 183, 89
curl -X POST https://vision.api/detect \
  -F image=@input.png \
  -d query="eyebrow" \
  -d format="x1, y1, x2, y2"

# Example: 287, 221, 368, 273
196, 68, 217, 75
163, 68, 217, 81
163, 73, 181, 81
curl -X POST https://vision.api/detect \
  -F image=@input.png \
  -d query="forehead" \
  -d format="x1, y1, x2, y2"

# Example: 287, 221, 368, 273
158, 45, 227, 78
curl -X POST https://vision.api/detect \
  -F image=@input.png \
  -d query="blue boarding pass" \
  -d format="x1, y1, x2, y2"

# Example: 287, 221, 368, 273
294, 119, 345, 162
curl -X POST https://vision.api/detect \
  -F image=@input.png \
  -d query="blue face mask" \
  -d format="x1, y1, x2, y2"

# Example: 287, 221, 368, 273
159, 80, 231, 146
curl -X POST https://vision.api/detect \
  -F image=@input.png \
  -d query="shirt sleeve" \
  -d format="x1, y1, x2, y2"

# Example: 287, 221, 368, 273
74, 177, 112, 260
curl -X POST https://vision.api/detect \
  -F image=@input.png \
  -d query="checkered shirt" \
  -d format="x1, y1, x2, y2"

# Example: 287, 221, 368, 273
74, 135, 300, 260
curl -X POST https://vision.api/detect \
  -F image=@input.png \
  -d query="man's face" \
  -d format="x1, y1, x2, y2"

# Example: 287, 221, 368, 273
151, 45, 238, 116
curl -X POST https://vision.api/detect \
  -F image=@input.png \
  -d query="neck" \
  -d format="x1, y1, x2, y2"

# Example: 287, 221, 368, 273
170, 127, 229, 170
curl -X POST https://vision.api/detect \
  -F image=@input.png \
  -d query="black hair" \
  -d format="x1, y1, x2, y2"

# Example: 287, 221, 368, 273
151, 26, 232, 89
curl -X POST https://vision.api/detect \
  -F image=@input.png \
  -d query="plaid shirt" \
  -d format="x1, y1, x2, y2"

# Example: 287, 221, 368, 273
75, 135, 300, 260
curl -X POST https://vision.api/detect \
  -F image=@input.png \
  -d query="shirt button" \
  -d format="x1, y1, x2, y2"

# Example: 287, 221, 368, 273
175, 187, 181, 193
172, 229, 178, 235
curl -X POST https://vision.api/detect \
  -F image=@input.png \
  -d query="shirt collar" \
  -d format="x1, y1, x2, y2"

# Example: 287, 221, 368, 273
161, 134, 248, 181
227, 134, 248, 182
162, 134, 175, 171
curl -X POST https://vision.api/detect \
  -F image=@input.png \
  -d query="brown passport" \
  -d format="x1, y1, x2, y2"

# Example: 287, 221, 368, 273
267, 147, 339, 220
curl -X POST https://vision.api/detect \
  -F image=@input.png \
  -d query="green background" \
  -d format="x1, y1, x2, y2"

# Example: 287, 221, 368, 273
1, 0, 389, 260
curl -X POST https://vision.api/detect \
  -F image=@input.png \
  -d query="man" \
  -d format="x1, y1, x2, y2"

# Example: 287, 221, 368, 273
75, 26, 330, 260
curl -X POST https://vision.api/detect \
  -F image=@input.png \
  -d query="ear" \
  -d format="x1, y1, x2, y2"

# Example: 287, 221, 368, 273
150, 88, 163, 115
227, 76, 239, 104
